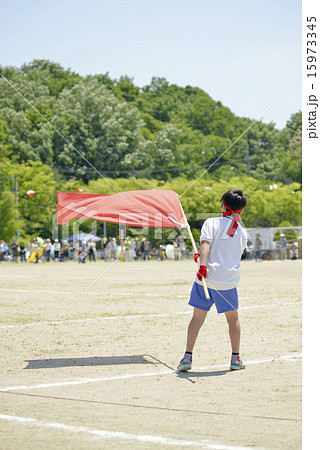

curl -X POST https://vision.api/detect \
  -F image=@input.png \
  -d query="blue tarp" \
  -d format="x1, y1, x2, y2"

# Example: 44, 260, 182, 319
66, 233, 102, 242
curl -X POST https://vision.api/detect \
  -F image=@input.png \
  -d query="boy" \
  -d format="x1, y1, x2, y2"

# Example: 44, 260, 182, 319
177, 189, 248, 372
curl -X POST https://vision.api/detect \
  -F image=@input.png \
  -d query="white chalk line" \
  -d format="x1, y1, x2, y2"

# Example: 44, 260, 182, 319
0, 287, 301, 302
0, 287, 184, 297
0, 311, 191, 329
0, 288, 72, 294
0, 413, 257, 450
0, 300, 301, 330
0, 353, 301, 392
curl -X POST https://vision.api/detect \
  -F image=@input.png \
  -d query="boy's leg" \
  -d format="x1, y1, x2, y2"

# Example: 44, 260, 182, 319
177, 307, 207, 372
225, 309, 245, 370
225, 309, 240, 353
186, 307, 208, 353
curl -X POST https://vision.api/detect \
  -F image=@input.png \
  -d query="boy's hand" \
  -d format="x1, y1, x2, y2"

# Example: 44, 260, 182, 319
193, 252, 200, 263
196, 265, 207, 281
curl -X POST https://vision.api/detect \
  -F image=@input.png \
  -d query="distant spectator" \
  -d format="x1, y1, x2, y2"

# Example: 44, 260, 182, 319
134, 238, 141, 260
245, 240, 253, 260
140, 239, 145, 259
44, 239, 51, 262
102, 238, 108, 261
156, 245, 166, 261
173, 238, 180, 261
108, 237, 116, 261
254, 234, 262, 262
79, 240, 88, 263
10, 239, 19, 263
130, 239, 136, 260
290, 245, 298, 260
62, 240, 69, 262
81, 240, 88, 253
125, 239, 134, 261
279, 233, 287, 261
72, 241, 79, 262
53, 239, 61, 261
143, 239, 151, 261
20, 242, 26, 263
88, 240, 96, 261
0, 240, 5, 263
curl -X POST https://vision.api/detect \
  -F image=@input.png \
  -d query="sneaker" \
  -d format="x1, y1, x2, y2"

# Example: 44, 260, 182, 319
230, 356, 246, 370
177, 355, 192, 372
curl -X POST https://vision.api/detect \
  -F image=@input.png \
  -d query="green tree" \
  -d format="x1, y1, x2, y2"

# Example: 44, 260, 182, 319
114, 75, 140, 102
0, 191, 19, 242
20, 59, 81, 97
7, 161, 57, 237
0, 111, 11, 161
51, 78, 146, 180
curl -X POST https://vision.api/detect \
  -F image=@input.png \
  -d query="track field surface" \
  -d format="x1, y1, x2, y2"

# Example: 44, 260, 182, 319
0, 259, 301, 449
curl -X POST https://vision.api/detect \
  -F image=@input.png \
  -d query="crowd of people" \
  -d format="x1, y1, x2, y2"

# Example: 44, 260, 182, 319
0, 236, 169, 263
0, 232, 300, 264
101, 237, 164, 262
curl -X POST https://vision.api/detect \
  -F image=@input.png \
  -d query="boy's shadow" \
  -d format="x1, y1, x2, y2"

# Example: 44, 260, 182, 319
176, 369, 229, 380
24, 355, 153, 369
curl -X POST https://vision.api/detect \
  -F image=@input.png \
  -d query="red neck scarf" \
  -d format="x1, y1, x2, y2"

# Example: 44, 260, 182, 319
222, 202, 243, 237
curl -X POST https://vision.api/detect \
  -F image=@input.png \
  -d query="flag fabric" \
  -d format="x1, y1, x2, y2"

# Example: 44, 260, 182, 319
56, 189, 185, 228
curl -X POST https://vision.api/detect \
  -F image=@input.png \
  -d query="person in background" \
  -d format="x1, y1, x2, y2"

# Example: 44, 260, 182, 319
130, 238, 136, 261
279, 233, 287, 261
156, 245, 166, 261
160, 245, 166, 260
125, 239, 134, 261
290, 244, 298, 260
62, 240, 69, 262
140, 239, 145, 260
20, 242, 26, 263
53, 239, 61, 261
134, 238, 140, 260
143, 238, 151, 261
72, 240, 79, 262
245, 240, 253, 260
102, 238, 108, 261
88, 240, 96, 262
254, 234, 262, 262
44, 239, 51, 262
108, 237, 116, 261
0, 240, 5, 263
28, 240, 33, 257
10, 239, 19, 263
174, 237, 180, 261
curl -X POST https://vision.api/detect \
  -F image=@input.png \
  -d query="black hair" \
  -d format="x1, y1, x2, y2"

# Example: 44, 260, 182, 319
220, 189, 247, 211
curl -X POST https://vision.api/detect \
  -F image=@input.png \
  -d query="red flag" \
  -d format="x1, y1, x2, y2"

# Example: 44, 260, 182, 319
56, 190, 185, 228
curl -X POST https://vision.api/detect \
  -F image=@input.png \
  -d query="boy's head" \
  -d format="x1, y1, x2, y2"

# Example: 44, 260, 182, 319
220, 189, 247, 212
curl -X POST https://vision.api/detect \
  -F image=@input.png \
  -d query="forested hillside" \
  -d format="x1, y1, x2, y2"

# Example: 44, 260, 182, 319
0, 60, 302, 241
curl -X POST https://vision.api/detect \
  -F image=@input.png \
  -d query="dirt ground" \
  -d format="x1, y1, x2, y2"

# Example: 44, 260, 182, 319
0, 259, 302, 449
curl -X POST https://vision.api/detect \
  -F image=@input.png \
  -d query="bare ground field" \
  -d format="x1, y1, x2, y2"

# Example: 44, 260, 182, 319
0, 259, 302, 449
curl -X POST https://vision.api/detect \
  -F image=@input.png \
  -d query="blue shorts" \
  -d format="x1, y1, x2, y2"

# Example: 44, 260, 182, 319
188, 282, 238, 313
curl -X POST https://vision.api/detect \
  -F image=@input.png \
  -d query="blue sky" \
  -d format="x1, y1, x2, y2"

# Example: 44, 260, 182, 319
0, 0, 301, 129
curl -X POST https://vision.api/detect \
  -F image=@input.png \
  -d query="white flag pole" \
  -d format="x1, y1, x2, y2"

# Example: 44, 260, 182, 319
179, 204, 210, 300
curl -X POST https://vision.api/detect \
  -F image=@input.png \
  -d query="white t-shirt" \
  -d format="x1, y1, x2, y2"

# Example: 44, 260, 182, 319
195, 216, 247, 290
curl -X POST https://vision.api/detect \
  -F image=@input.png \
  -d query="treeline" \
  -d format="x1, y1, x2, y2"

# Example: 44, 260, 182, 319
0, 60, 301, 241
